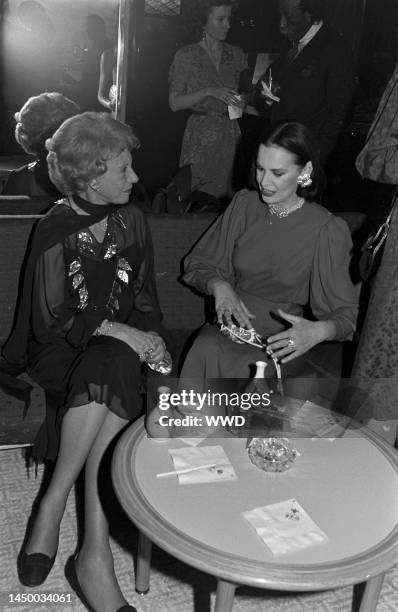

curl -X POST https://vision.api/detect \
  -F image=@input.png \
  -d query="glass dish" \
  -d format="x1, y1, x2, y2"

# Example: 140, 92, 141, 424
247, 437, 298, 473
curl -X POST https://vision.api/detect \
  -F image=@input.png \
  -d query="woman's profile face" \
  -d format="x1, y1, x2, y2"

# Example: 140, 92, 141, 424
204, 5, 232, 41
256, 144, 304, 206
91, 148, 138, 205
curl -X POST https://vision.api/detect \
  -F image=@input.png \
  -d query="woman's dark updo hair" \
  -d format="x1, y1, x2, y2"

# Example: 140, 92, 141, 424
255, 121, 325, 201
182, 0, 237, 42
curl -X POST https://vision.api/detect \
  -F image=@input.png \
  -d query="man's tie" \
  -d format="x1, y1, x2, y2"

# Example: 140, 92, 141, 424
286, 41, 300, 64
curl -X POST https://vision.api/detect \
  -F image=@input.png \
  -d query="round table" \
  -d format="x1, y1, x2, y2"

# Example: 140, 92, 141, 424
112, 418, 398, 611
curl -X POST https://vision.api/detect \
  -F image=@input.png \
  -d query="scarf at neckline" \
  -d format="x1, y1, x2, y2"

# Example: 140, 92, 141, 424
1, 195, 124, 367
72, 193, 121, 217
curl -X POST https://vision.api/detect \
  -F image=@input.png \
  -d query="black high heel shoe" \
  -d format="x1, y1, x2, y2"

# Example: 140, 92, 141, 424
17, 550, 56, 587
65, 555, 137, 612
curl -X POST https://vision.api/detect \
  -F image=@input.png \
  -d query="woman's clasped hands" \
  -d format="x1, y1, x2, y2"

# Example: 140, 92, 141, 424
101, 322, 167, 363
208, 87, 244, 108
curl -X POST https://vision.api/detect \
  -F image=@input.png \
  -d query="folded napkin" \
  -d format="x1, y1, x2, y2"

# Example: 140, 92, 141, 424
168, 445, 237, 484
243, 498, 328, 556
292, 401, 351, 439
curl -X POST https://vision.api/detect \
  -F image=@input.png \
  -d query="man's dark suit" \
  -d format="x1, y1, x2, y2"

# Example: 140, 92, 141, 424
269, 24, 355, 158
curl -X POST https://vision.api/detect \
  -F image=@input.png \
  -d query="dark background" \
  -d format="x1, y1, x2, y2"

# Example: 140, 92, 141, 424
1, 0, 397, 209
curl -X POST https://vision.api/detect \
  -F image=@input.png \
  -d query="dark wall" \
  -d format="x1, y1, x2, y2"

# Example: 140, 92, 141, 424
126, 13, 186, 196
2, 0, 397, 198
358, 0, 398, 96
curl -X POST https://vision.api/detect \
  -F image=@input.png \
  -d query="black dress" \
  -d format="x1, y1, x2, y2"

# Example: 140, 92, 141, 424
11, 197, 165, 460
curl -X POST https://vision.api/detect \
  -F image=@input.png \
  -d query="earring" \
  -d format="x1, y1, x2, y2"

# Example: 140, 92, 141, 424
90, 179, 99, 191
297, 173, 312, 188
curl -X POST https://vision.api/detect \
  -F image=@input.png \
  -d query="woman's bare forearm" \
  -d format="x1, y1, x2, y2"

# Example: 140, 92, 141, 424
169, 88, 211, 111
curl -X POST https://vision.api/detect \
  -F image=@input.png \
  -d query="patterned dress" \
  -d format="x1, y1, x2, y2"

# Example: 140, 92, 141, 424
348, 62, 398, 422
169, 43, 248, 198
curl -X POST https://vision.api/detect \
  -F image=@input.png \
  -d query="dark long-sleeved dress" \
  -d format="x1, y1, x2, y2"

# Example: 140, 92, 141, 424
180, 189, 359, 380
12, 197, 164, 460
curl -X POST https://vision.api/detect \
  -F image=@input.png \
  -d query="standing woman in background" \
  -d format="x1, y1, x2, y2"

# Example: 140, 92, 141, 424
169, 0, 250, 202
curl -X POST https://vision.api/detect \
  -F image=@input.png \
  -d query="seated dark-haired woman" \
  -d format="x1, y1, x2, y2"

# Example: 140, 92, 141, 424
3, 92, 79, 197
2, 112, 169, 612
180, 121, 359, 388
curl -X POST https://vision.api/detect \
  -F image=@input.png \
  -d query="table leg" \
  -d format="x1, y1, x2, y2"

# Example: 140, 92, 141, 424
358, 573, 385, 611
214, 579, 236, 612
135, 531, 152, 594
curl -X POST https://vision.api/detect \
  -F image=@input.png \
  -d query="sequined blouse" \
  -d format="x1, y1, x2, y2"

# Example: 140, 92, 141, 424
30, 198, 163, 350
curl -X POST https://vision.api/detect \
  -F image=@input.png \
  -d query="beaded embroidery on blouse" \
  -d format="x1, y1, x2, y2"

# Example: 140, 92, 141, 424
68, 210, 132, 314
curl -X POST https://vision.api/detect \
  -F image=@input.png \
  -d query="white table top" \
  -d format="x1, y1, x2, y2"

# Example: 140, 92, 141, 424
113, 418, 398, 591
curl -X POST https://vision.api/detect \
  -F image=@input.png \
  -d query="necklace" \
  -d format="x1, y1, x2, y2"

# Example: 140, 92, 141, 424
68, 254, 132, 314
268, 198, 305, 218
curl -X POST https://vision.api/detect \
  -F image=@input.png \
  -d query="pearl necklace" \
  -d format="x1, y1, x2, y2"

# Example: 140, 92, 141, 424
268, 198, 305, 218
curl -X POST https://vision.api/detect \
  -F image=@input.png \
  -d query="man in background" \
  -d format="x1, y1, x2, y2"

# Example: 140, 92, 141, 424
260, 0, 355, 160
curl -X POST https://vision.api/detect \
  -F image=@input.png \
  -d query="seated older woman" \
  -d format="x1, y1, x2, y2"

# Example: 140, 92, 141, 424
180, 121, 359, 388
2, 112, 169, 612
3, 92, 79, 197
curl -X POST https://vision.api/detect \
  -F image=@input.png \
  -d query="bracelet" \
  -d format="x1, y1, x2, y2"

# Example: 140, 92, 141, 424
94, 319, 114, 336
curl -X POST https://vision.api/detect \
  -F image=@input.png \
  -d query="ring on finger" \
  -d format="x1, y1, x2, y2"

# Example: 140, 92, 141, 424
140, 348, 152, 360
286, 337, 295, 347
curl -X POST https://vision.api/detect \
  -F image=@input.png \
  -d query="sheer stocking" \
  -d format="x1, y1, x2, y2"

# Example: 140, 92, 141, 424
75, 411, 129, 612
26, 401, 109, 556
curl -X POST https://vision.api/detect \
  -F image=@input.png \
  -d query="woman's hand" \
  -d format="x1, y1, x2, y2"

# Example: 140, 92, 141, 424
146, 331, 167, 363
210, 279, 255, 329
170, 87, 241, 112
207, 87, 241, 106
266, 309, 336, 363
105, 97, 116, 112
101, 322, 163, 359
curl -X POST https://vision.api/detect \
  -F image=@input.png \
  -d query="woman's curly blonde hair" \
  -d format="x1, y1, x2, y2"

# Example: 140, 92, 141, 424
46, 112, 140, 195
14, 92, 79, 155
